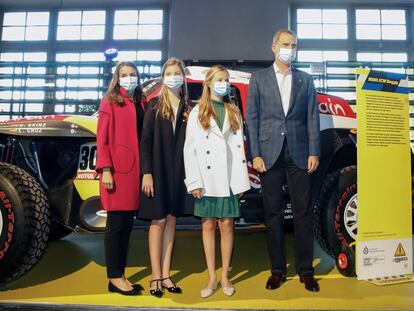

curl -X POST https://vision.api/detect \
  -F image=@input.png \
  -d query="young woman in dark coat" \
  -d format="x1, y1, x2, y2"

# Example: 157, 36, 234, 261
138, 58, 194, 298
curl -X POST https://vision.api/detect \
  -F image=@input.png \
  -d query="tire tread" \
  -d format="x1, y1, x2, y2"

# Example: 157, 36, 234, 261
313, 165, 357, 258
0, 163, 50, 284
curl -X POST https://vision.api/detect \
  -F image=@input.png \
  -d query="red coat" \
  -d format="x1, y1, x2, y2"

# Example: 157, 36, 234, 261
95, 89, 140, 211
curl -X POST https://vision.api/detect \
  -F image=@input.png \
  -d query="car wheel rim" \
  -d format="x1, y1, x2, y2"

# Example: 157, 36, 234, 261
344, 193, 358, 241
338, 253, 348, 269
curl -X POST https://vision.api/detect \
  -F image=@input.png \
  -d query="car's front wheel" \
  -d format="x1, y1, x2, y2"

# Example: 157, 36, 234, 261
0, 163, 50, 284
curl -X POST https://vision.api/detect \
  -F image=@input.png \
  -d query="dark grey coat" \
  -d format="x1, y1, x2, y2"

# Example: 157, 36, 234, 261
138, 97, 194, 220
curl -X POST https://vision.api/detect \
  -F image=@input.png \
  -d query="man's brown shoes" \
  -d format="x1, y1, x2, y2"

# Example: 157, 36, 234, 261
266, 273, 287, 290
299, 274, 320, 292
266, 273, 320, 292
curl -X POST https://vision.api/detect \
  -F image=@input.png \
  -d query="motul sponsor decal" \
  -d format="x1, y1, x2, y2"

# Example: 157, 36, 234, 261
76, 172, 99, 180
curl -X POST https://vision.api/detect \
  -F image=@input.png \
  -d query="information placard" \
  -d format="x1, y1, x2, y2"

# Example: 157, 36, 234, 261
356, 68, 412, 280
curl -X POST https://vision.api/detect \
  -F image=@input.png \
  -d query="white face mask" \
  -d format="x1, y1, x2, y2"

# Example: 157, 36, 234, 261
163, 75, 184, 90
119, 76, 138, 93
277, 48, 296, 64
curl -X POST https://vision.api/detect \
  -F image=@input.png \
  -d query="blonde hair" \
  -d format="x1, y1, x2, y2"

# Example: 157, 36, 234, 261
105, 61, 143, 106
272, 29, 297, 45
155, 58, 190, 121
198, 65, 241, 132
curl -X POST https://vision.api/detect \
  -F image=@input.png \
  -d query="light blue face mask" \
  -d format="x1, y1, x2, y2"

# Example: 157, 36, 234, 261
277, 48, 296, 65
212, 81, 231, 97
163, 76, 184, 90
119, 76, 138, 93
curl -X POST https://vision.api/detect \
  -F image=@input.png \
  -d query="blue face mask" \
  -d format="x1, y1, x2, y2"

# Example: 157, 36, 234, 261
163, 76, 184, 90
212, 81, 231, 97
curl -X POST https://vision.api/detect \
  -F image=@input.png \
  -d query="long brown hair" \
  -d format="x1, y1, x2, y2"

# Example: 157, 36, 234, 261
198, 65, 241, 131
155, 58, 190, 121
105, 61, 143, 107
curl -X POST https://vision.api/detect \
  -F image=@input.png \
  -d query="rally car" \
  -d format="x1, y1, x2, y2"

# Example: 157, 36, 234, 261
0, 66, 412, 284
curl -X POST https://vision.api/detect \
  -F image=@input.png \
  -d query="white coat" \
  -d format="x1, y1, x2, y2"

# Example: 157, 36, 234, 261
184, 104, 251, 197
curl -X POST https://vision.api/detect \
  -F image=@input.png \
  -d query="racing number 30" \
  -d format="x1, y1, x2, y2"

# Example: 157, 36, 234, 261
79, 145, 97, 171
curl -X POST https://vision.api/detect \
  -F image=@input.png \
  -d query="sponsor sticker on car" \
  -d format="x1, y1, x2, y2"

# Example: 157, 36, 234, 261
76, 142, 98, 181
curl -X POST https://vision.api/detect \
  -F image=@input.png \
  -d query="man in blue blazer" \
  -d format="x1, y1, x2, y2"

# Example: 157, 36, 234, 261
246, 29, 321, 292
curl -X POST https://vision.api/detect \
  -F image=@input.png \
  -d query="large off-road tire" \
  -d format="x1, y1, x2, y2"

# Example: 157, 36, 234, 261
49, 221, 72, 241
313, 165, 357, 258
314, 155, 414, 276
0, 163, 50, 284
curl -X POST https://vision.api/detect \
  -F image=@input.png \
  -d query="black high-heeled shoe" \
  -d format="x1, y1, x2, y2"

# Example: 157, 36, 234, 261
108, 281, 141, 296
161, 277, 182, 293
149, 279, 164, 298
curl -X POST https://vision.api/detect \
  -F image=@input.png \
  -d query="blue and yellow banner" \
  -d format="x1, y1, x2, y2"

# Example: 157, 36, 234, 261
356, 68, 412, 280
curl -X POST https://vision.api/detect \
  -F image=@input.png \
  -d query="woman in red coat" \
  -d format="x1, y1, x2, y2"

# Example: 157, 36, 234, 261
96, 61, 144, 296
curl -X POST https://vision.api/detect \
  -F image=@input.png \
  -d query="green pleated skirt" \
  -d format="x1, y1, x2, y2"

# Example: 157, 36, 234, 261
194, 191, 240, 218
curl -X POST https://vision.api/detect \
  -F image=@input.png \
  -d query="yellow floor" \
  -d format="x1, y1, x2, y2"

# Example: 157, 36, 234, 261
0, 229, 413, 310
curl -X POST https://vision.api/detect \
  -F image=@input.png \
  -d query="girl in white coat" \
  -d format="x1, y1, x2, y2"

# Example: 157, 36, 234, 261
184, 65, 250, 298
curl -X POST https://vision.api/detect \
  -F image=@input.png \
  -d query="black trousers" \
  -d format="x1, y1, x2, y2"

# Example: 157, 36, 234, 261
105, 211, 135, 278
260, 140, 314, 276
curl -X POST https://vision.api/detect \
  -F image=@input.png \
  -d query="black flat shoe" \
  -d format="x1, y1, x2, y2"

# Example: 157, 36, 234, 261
132, 284, 144, 291
122, 275, 144, 291
149, 279, 164, 298
161, 277, 182, 294
108, 281, 141, 296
